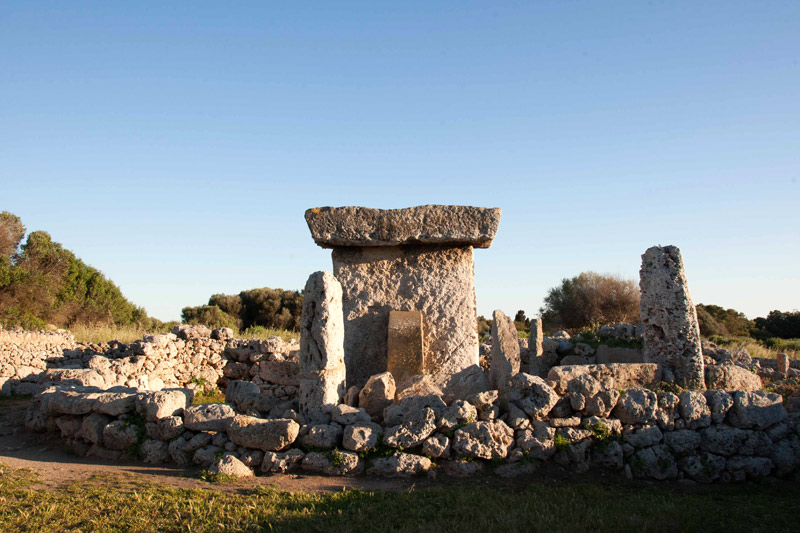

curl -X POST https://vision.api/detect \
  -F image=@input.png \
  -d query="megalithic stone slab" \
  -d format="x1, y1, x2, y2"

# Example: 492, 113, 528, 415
387, 310, 424, 387
489, 310, 520, 390
333, 245, 479, 388
639, 245, 705, 390
305, 205, 501, 249
299, 271, 346, 414
527, 318, 544, 374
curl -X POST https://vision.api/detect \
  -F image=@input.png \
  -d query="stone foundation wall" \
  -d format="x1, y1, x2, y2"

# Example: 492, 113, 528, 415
0, 327, 300, 400
25, 363, 800, 482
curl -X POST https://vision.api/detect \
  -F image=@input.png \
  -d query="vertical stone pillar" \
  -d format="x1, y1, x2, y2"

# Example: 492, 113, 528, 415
387, 310, 424, 387
640, 245, 704, 389
527, 318, 543, 375
299, 271, 346, 418
489, 310, 520, 390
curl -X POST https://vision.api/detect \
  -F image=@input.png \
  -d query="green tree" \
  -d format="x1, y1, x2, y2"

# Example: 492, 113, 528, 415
181, 305, 238, 329
539, 272, 640, 333
0, 211, 25, 257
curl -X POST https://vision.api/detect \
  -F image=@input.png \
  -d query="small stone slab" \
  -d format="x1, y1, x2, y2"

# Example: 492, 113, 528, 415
305, 205, 501, 249
387, 311, 424, 386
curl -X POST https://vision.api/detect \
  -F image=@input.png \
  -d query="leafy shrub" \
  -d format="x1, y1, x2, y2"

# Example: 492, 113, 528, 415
181, 305, 238, 329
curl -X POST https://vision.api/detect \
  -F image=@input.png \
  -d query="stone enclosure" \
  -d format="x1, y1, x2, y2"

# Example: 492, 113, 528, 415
7, 205, 800, 482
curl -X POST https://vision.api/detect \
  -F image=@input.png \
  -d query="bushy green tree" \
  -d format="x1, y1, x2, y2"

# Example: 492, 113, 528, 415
755, 310, 800, 339
696, 304, 753, 337
539, 272, 640, 333
181, 305, 238, 329
0, 211, 25, 257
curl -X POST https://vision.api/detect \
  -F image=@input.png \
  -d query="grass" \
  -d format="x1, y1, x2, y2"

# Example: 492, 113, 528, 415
708, 336, 799, 360
67, 323, 299, 344
0, 464, 799, 532
192, 388, 226, 405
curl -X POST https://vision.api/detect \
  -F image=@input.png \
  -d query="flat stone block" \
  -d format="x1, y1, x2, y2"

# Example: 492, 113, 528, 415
387, 311, 424, 386
305, 205, 501, 249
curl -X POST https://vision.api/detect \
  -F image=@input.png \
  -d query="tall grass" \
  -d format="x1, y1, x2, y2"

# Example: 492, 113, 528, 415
68, 323, 299, 344
709, 335, 799, 360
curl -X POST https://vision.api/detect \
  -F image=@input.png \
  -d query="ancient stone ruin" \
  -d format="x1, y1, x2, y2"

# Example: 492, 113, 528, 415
305, 205, 501, 387
7, 206, 800, 482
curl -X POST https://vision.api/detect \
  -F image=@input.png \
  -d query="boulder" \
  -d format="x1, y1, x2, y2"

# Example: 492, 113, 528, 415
367, 452, 432, 477
704, 364, 762, 391
358, 372, 395, 420
342, 423, 382, 452
384, 407, 437, 449
301, 423, 343, 450
102, 420, 139, 451
183, 403, 236, 432
383, 394, 447, 427
136, 389, 193, 422
679, 391, 711, 429
208, 455, 254, 478
613, 389, 658, 425
679, 452, 726, 483
502, 373, 559, 420
331, 404, 371, 426
262, 449, 305, 474
547, 364, 661, 395
301, 451, 363, 476
227, 415, 299, 452
452, 420, 514, 460
727, 391, 787, 430
632, 444, 678, 480
422, 434, 450, 459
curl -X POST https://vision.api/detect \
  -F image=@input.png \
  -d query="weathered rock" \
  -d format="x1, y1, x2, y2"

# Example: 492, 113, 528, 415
664, 429, 701, 454
367, 452, 432, 477
55, 415, 83, 438
639, 245, 704, 389
489, 310, 520, 390
136, 389, 193, 422
727, 391, 787, 430
502, 373, 559, 420
567, 373, 619, 418
387, 310, 424, 386
39, 388, 99, 416
395, 365, 489, 404
141, 439, 170, 464
592, 440, 624, 469
331, 404, 371, 426
726, 455, 773, 480
770, 435, 800, 476
301, 423, 343, 449
467, 390, 500, 421
41, 368, 105, 388
261, 449, 305, 474
700, 425, 748, 456
383, 394, 447, 427
442, 459, 484, 477
183, 403, 236, 432
705, 390, 734, 424
679, 391, 711, 429
172, 324, 211, 340
679, 452, 726, 483
438, 400, 478, 432
422, 433, 450, 458
78, 412, 112, 444
193, 445, 222, 466
358, 372, 395, 420
333, 244, 481, 387
632, 444, 678, 480
299, 271, 346, 414
452, 420, 514, 460
516, 431, 557, 460
94, 391, 137, 416
301, 450, 363, 476
227, 415, 299, 452
102, 420, 139, 451
624, 425, 663, 448
208, 454, 254, 478
528, 318, 544, 367
211, 327, 235, 341
777, 353, 790, 375
384, 407, 437, 448
704, 364, 762, 391
547, 364, 661, 395
613, 389, 658, 425
342, 423, 382, 452
155, 416, 184, 441
168, 437, 190, 466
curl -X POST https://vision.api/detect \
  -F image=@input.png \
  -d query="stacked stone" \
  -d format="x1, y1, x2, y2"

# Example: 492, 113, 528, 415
640, 245, 705, 389
298, 271, 347, 419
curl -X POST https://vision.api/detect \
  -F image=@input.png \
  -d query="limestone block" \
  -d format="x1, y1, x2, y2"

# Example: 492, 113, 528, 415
333, 245, 479, 387
227, 415, 299, 452
547, 363, 662, 395
639, 245, 704, 389
595, 346, 643, 364
367, 452, 432, 477
305, 205, 501, 248
358, 372, 395, 420
299, 271, 346, 413
387, 310, 424, 387
208, 455, 253, 478
489, 310, 520, 390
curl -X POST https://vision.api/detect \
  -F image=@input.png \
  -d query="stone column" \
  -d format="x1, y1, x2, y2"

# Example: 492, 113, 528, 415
305, 205, 501, 388
639, 245, 704, 389
489, 310, 520, 390
527, 317, 544, 375
299, 271, 346, 417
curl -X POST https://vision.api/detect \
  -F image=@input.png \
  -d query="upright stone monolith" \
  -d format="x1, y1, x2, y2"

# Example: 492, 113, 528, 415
527, 318, 544, 375
489, 310, 520, 390
639, 245, 704, 389
299, 271, 346, 417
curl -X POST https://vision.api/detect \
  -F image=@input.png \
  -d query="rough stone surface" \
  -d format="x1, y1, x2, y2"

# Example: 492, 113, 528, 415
261, 449, 305, 474
102, 420, 138, 451
331, 404, 371, 426
342, 423, 382, 452
452, 420, 514, 460
356, 373, 395, 423
422, 433, 450, 458
299, 271, 346, 413
704, 364, 762, 391
489, 310, 520, 390
301, 423, 343, 449
301, 451, 363, 476
305, 205, 501, 248
639, 245, 704, 389
183, 403, 236, 432
387, 311, 424, 386
383, 394, 447, 427
227, 415, 299, 452
613, 388, 658, 425
383, 407, 437, 448
141, 439, 170, 464
727, 391, 787, 430
367, 452, 432, 477
334, 245, 479, 387
595, 346, 643, 364
136, 389, 193, 422
547, 364, 661, 395
208, 454, 254, 478
395, 365, 489, 404
502, 373, 559, 420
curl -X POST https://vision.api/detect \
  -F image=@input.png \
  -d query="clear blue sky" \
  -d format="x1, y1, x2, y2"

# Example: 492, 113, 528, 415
2, 1, 798, 322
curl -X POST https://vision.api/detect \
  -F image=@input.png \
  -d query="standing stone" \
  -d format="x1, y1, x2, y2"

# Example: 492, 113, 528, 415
777, 353, 790, 375
387, 311, 424, 387
489, 310, 520, 390
299, 271, 346, 415
640, 245, 704, 389
306, 206, 500, 388
527, 318, 544, 374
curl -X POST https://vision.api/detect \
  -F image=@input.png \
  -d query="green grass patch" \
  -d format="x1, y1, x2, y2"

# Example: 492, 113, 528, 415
192, 388, 226, 405
1, 463, 799, 532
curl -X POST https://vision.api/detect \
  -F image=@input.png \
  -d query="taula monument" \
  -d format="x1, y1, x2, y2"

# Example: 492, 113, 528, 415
305, 205, 501, 388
